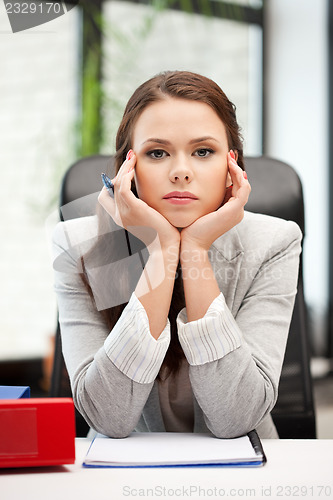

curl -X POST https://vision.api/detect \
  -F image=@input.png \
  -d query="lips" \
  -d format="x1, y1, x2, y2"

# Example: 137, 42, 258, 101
163, 191, 198, 200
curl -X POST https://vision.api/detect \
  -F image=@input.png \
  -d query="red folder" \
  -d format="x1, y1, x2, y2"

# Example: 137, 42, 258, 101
0, 398, 76, 468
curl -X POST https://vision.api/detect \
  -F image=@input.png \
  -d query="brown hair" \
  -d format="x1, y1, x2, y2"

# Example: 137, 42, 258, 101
81, 70, 244, 378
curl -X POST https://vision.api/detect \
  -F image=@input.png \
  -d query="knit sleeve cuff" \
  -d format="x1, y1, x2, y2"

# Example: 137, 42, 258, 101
176, 293, 242, 366
104, 293, 170, 383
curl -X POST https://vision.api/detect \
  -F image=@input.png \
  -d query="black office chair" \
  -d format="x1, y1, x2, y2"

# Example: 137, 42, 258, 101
245, 157, 315, 438
50, 154, 316, 438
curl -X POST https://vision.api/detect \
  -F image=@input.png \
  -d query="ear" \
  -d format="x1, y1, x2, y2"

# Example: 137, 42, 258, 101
226, 172, 232, 188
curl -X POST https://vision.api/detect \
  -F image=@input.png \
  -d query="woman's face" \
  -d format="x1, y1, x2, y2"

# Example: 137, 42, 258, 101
132, 97, 230, 228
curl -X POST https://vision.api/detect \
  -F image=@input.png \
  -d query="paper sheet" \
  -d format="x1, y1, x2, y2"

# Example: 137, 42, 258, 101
84, 432, 261, 466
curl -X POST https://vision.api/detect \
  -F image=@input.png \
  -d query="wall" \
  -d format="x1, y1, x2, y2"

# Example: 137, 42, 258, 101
265, 0, 329, 354
102, 1, 263, 156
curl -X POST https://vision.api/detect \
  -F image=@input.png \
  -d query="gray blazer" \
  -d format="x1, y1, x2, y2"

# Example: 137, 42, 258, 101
52, 211, 302, 439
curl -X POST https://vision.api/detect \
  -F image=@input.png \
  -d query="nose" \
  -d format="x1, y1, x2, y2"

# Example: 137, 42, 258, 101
169, 157, 193, 183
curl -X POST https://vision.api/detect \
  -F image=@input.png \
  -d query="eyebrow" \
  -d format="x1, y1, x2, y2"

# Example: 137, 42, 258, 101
189, 136, 220, 145
141, 136, 220, 146
142, 138, 171, 146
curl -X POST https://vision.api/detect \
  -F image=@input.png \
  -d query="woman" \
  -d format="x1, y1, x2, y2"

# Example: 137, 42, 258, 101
52, 71, 302, 439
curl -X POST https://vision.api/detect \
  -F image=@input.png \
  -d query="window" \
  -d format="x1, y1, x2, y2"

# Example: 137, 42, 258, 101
102, 0, 264, 156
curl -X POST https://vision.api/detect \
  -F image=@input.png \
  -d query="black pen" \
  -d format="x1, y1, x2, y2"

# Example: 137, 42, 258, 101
101, 172, 114, 198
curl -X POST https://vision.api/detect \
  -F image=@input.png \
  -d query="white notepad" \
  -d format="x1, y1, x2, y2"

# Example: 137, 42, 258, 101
83, 432, 266, 468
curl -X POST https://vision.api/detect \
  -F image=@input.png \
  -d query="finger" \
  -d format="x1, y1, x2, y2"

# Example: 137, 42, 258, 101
117, 152, 136, 194
234, 177, 251, 206
116, 150, 135, 177
113, 151, 136, 193
227, 155, 251, 204
118, 160, 136, 205
227, 152, 244, 188
110, 153, 129, 188
225, 155, 251, 207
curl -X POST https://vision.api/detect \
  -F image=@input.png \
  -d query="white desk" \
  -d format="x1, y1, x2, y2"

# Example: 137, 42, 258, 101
1, 439, 333, 500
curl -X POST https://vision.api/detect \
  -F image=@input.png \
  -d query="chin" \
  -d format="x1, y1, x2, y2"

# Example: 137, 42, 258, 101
165, 214, 198, 229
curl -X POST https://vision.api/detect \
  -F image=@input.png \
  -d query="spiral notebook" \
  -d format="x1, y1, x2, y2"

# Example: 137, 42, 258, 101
83, 431, 266, 468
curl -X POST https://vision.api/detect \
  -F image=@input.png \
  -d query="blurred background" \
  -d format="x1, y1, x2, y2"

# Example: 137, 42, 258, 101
0, 0, 332, 437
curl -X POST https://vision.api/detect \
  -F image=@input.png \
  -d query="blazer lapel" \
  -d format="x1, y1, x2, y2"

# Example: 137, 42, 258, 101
209, 226, 244, 315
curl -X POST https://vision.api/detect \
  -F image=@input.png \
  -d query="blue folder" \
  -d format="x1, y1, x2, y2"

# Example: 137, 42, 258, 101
0, 386, 30, 399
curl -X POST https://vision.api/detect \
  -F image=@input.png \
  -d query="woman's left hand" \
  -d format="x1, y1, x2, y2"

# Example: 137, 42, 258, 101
180, 151, 251, 251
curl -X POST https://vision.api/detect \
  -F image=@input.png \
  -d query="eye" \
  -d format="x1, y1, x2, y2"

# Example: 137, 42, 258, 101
194, 148, 215, 158
146, 149, 168, 159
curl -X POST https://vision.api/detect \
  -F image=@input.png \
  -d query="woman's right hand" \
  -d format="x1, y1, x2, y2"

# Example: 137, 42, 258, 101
98, 152, 181, 252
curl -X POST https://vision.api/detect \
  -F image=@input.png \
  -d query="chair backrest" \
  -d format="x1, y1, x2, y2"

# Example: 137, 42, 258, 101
245, 157, 305, 235
59, 155, 114, 220
51, 154, 316, 438
245, 157, 315, 438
